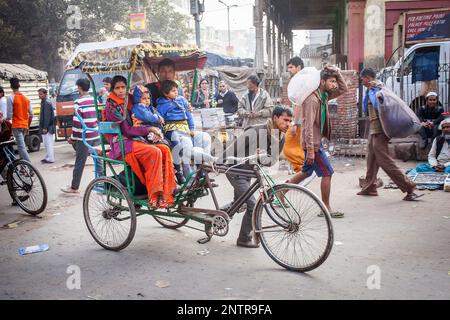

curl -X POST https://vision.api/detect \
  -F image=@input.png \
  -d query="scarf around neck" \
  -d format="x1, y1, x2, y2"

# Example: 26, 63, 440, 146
317, 89, 328, 134
108, 92, 133, 112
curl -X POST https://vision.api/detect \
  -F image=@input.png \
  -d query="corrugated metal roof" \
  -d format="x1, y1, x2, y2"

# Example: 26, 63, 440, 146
0, 63, 48, 81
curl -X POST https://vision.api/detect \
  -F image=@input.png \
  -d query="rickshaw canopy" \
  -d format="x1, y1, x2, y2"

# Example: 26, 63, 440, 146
68, 38, 207, 74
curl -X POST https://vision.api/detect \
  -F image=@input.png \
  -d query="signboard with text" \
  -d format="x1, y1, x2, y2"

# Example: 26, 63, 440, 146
129, 12, 146, 34
405, 8, 450, 44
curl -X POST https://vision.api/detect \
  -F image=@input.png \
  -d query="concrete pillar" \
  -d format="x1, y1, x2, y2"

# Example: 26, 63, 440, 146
347, 0, 366, 70
364, 0, 386, 69
254, 0, 265, 70
266, 9, 272, 72
272, 21, 276, 74
266, 21, 272, 71
277, 14, 282, 75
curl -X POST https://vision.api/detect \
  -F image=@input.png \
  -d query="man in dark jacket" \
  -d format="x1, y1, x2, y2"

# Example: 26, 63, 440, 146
220, 106, 292, 248
417, 92, 444, 149
215, 81, 239, 117
38, 88, 55, 163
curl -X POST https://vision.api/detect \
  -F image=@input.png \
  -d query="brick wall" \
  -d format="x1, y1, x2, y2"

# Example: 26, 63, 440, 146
330, 70, 359, 140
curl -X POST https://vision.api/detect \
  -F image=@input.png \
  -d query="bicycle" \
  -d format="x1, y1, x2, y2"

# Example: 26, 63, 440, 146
0, 139, 48, 215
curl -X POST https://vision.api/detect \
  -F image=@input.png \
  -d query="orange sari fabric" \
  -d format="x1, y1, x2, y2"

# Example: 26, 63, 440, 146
282, 126, 305, 173
125, 141, 176, 208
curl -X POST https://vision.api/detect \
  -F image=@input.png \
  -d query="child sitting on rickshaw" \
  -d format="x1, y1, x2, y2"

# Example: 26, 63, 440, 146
156, 80, 213, 185
131, 85, 166, 142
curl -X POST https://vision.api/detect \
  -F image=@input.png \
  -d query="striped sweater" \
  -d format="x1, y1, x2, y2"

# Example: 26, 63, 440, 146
71, 95, 100, 141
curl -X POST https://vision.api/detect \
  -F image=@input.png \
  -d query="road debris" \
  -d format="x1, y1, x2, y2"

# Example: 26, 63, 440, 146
155, 280, 170, 288
197, 249, 210, 256
18, 244, 49, 256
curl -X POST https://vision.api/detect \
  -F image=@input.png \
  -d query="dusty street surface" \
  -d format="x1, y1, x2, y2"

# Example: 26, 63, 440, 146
0, 143, 449, 300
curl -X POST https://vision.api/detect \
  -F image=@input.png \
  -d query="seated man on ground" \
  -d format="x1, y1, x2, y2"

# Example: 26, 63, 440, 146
417, 92, 444, 149
416, 118, 450, 174
157, 80, 212, 184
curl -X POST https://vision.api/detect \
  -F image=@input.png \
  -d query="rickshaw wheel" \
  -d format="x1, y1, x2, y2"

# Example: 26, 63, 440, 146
153, 202, 191, 229
83, 177, 137, 251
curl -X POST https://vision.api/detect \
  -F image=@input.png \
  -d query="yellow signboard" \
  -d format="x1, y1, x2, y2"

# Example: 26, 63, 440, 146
129, 12, 146, 33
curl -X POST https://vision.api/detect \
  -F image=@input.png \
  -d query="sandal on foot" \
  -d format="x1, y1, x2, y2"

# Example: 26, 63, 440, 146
330, 211, 344, 218
318, 211, 344, 218
403, 193, 424, 201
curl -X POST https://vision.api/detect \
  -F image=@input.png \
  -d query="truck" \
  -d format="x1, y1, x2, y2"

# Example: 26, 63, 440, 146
380, 41, 449, 113
379, 6, 450, 114
0, 63, 49, 152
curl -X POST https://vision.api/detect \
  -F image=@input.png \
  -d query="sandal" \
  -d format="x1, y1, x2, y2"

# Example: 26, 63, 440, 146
318, 211, 345, 218
403, 193, 424, 201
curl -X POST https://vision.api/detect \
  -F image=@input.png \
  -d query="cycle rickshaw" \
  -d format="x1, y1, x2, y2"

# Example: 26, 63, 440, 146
71, 40, 334, 272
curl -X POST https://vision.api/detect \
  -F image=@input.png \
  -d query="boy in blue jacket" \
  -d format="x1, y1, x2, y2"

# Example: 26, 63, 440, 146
157, 80, 213, 183
157, 80, 195, 183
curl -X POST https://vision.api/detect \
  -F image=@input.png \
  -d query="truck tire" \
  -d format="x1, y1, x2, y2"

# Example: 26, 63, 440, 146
27, 134, 41, 153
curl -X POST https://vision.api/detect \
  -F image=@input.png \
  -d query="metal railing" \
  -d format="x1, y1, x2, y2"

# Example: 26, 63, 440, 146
379, 63, 450, 114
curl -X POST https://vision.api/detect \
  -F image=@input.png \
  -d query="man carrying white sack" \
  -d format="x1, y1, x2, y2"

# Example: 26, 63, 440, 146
287, 65, 348, 218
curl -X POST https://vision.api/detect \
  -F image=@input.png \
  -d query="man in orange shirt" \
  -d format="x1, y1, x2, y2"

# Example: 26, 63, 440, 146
6, 78, 32, 162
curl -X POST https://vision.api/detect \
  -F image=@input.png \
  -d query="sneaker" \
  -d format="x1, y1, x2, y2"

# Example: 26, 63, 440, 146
61, 186, 80, 194
41, 159, 55, 164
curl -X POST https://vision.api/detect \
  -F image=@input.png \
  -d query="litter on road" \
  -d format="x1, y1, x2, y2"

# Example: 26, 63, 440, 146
18, 244, 49, 256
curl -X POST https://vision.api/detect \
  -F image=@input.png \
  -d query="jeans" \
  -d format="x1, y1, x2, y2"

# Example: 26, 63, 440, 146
12, 128, 30, 162
226, 173, 257, 242
71, 139, 103, 190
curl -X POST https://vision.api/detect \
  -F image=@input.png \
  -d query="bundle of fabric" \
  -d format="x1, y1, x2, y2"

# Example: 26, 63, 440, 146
376, 87, 421, 138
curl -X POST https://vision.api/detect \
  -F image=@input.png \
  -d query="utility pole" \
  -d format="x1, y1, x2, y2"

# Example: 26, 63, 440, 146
190, 0, 205, 48
218, 0, 238, 49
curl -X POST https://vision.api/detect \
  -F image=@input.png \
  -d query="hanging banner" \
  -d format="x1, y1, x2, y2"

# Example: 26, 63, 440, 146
129, 12, 146, 34
404, 8, 450, 44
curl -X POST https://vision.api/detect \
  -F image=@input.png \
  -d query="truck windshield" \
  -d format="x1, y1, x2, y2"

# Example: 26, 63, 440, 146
57, 69, 125, 102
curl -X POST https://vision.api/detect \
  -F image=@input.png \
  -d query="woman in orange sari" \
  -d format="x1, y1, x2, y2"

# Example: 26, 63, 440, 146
104, 76, 176, 208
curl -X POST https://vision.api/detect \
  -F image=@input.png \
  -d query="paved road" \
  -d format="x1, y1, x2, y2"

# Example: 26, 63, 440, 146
0, 143, 449, 299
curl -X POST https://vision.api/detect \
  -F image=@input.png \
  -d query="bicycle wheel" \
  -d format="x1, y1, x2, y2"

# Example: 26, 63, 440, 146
254, 183, 333, 272
7, 160, 47, 215
83, 177, 137, 251
153, 202, 190, 229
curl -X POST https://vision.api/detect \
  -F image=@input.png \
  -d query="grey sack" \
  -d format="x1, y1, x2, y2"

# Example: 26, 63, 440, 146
376, 87, 421, 138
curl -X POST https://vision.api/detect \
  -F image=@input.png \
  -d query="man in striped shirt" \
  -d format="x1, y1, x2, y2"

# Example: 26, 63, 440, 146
61, 78, 102, 194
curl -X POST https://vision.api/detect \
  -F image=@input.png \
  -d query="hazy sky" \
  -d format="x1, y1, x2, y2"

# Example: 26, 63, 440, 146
201, 0, 254, 30
201, 1, 308, 54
